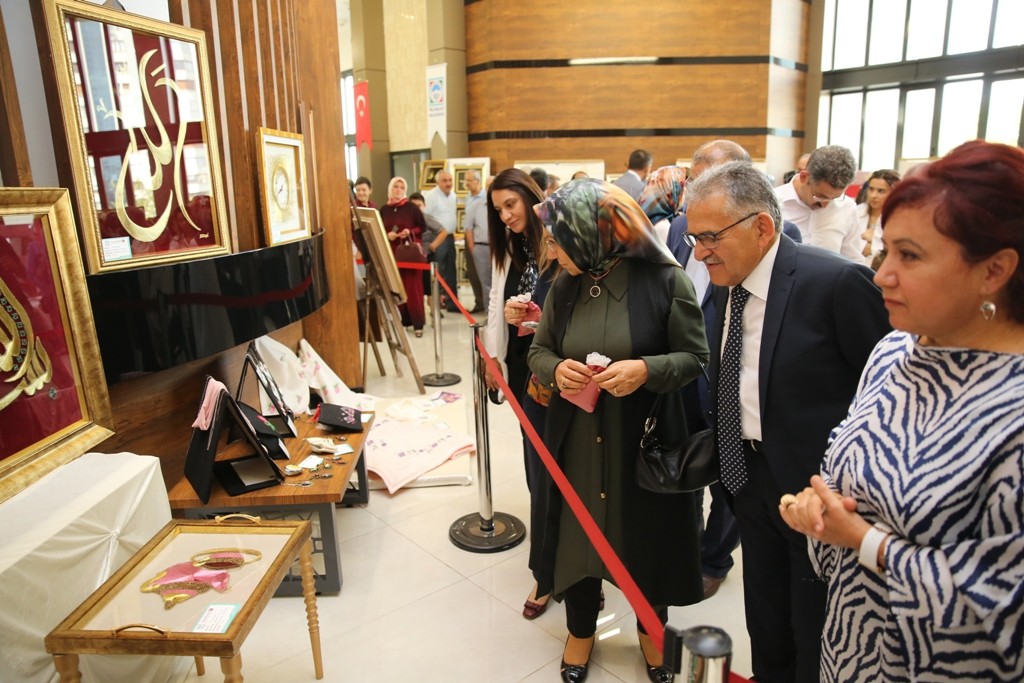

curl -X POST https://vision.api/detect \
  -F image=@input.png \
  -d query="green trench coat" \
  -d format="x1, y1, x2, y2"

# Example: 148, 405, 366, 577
528, 260, 710, 608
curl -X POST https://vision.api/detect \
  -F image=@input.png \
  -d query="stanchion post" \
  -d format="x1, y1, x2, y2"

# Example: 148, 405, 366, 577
663, 625, 732, 680
422, 262, 460, 386
448, 324, 526, 552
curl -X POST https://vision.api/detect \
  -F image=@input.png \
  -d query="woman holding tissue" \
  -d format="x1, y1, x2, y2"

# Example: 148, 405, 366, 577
528, 179, 709, 683
482, 168, 560, 620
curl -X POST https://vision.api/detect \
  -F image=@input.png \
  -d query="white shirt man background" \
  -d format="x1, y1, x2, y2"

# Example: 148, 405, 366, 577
775, 145, 862, 261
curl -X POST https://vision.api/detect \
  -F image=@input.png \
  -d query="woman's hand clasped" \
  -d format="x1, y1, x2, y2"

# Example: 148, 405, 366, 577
555, 359, 593, 396
779, 475, 870, 550
592, 360, 648, 397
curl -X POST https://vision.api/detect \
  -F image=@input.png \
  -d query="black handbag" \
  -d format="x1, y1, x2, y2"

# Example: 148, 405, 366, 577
635, 369, 719, 494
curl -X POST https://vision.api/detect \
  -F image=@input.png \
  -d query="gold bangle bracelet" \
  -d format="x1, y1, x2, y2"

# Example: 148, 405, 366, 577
190, 548, 263, 569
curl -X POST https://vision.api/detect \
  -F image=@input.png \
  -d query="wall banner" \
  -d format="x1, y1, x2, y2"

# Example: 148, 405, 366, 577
426, 62, 447, 145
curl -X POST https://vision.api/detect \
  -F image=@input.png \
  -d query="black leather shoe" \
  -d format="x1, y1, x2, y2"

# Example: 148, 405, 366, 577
560, 636, 594, 683
560, 660, 589, 683
645, 664, 675, 683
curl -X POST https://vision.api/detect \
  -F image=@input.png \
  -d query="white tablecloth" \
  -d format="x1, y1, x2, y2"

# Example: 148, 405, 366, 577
0, 452, 181, 683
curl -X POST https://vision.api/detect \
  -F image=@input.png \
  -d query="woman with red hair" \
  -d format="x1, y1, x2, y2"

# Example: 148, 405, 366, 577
780, 140, 1024, 681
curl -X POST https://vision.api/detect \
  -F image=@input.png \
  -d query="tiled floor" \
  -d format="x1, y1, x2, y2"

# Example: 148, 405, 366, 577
178, 291, 751, 683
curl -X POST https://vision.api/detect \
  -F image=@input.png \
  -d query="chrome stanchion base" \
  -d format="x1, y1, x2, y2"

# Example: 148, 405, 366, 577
422, 372, 461, 386
449, 512, 526, 553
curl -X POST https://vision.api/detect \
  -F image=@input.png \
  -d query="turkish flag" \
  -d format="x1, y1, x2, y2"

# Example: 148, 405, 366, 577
354, 80, 372, 150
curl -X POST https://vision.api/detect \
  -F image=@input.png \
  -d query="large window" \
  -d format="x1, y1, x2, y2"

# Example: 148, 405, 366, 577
340, 71, 358, 180
820, 0, 1024, 170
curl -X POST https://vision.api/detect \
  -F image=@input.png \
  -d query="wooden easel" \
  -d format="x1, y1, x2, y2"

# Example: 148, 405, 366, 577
360, 260, 426, 393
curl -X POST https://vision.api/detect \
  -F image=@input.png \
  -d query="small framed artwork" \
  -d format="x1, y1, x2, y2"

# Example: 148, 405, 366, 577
419, 160, 445, 191
455, 206, 466, 235
0, 188, 114, 504
354, 207, 407, 304
38, 0, 231, 273
257, 127, 311, 246
452, 164, 483, 197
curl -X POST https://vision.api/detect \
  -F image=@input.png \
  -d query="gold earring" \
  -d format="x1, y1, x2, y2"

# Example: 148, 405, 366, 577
980, 300, 996, 321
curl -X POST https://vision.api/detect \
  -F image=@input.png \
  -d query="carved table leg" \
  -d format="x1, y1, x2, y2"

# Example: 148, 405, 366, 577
300, 538, 324, 679
219, 653, 243, 683
52, 654, 82, 683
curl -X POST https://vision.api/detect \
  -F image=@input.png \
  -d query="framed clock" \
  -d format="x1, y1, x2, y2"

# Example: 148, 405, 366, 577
256, 128, 311, 246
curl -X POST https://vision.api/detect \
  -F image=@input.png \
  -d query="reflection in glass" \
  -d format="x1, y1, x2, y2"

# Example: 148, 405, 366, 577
818, 93, 832, 148
946, 0, 992, 55
833, 0, 869, 70
902, 89, 935, 160
985, 79, 1024, 146
993, 1, 1024, 48
61, 12, 221, 261
906, 0, 947, 60
829, 92, 864, 166
868, 0, 907, 65
862, 89, 899, 170
821, 0, 837, 71
938, 79, 982, 155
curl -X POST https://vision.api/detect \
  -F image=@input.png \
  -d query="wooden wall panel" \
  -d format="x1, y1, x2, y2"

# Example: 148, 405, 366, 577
468, 66, 771, 132
465, 1, 774, 64
102, 0, 360, 485
465, 0, 809, 183
293, 0, 361, 385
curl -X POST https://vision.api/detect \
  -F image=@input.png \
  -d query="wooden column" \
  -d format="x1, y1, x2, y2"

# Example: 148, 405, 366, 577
293, 0, 360, 385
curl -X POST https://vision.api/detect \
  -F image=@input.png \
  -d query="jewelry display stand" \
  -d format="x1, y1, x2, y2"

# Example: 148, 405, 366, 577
45, 517, 323, 683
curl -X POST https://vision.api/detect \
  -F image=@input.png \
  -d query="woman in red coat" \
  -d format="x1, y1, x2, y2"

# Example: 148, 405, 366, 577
381, 176, 427, 335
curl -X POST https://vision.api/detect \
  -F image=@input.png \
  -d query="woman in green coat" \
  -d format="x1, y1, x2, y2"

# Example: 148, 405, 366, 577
528, 179, 709, 683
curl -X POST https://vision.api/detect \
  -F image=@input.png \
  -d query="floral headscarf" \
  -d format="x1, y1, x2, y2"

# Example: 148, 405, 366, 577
533, 178, 679, 276
637, 165, 688, 225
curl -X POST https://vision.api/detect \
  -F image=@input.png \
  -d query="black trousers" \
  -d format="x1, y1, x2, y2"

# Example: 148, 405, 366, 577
731, 443, 826, 683
564, 577, 667, 639
695, 480, 742, 579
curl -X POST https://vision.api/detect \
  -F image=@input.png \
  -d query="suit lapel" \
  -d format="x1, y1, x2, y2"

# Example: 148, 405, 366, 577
759, 236, 797, 414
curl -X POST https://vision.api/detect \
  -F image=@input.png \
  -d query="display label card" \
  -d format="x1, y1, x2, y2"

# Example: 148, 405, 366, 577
101, 236, 133, 262
193, 604, 241, 633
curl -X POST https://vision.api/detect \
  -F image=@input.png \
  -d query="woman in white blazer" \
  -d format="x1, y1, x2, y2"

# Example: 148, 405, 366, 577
483, 168, 559, 619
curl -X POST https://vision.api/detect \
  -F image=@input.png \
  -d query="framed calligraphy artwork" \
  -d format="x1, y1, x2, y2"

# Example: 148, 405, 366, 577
256, 128, 311, 246
0, 189, 113, 504
38, 0, 231, 273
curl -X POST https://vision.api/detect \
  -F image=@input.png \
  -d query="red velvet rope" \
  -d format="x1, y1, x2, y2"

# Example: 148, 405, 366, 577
421, 271, 750, 681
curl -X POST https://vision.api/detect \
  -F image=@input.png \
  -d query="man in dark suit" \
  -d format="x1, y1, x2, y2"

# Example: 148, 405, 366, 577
684, 161, 890, 683
668, 140, 802, 599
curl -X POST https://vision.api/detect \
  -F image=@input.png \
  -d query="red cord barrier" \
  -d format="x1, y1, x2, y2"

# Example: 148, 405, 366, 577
406, 268, 751, 680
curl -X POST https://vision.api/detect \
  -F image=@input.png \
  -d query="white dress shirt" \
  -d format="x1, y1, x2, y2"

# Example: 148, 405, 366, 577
776, 180, 862, 261
425, 186, 457, 233
720, 236, 781, 442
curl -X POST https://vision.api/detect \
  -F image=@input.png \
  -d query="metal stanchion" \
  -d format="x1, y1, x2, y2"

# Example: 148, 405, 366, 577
422, 261, 460, 387
449, 324, 526, 552
664, 625, 732, 681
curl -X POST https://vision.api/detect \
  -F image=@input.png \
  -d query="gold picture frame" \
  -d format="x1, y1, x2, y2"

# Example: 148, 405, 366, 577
0, 188, 114, 504
455, 206, 466, 236
37, 0, 232, 274
419, 160, 445, 191
452, 164, 483, 197
256, 128, 311, 246
354, 207, 406, 304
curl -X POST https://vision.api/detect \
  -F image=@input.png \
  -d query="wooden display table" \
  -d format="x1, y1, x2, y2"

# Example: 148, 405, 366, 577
168, 414, 373, 595
45, 518, 322, 683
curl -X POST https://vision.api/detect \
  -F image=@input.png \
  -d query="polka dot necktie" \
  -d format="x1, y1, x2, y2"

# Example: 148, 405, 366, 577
717, 285, 750, 494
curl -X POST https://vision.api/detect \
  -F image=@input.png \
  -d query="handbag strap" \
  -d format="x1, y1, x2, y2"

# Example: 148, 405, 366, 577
643, 362, 711, 434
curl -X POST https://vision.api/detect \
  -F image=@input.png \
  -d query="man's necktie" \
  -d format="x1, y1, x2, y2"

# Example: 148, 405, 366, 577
717, 285, 750, 494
